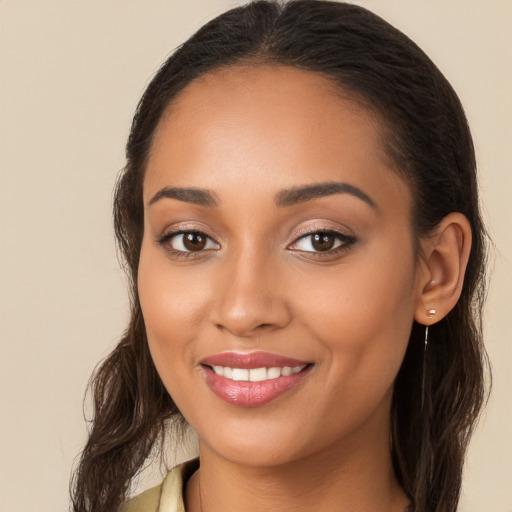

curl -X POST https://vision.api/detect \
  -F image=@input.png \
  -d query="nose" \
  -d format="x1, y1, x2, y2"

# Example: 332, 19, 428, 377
211, 249, 292, 338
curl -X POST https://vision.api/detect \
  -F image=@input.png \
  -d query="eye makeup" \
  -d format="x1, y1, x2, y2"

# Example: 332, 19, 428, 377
155, 223, 357, 262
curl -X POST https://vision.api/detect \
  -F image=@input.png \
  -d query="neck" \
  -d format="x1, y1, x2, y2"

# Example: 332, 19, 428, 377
185, 425, 409, 512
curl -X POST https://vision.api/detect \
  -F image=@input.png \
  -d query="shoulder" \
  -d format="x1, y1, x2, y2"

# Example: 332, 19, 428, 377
119, 483, 162, 512
119, 458, 199, 512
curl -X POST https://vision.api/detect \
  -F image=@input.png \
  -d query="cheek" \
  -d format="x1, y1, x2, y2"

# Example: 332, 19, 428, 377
291, 240, 417, 385
137, 242, 209, 384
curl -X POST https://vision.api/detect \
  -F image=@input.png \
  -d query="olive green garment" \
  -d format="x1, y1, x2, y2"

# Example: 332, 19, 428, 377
120, 459, 199, 512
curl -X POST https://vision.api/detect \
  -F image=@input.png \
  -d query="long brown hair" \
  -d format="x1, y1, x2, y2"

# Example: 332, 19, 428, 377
71, 2, 490, 511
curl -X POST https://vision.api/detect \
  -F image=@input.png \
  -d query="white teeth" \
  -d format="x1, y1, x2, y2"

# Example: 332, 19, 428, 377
249, 367, 268, 382
213, 366, 224, 377
231, 368, 249, 381
281, 366, 292, 376
211, 364, 306, 381
267, 367, 281, 379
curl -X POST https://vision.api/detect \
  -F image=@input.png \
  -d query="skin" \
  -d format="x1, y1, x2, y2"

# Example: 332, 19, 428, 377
137, 65, 471, 512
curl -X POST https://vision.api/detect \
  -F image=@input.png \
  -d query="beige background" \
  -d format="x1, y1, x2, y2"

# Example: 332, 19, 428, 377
0, 1, 510, 511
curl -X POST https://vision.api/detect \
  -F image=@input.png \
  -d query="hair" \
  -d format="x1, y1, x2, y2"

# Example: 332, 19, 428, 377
70, 2, 490, 511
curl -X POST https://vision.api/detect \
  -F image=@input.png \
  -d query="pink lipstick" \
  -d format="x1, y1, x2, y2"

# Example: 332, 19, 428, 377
200, 351, 312, 407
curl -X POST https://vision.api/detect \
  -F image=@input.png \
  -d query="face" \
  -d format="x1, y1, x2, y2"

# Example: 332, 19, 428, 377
138, 65, 422, 467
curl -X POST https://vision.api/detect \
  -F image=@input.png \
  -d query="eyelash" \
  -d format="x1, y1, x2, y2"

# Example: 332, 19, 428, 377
156, 228, 357, 259
157, 229, 218, 260
288, 230, 357, 258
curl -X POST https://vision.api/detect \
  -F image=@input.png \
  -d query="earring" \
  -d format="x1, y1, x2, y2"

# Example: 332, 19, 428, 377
424, 309, 436, 351
422, 309, 436, 411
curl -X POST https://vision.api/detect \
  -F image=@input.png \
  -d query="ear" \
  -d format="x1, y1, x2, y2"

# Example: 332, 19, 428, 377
414, 212, 472, 325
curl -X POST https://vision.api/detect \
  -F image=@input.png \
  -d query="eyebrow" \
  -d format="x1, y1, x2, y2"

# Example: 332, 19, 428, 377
148, 181, 376, 210
275, 181, 377, 209
149, 187, 218, 207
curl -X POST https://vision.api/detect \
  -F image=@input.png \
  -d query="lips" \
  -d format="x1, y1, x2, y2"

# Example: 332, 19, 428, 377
200, 352, 313, 407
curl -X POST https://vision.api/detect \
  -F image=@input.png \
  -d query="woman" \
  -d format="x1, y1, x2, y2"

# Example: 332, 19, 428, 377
71, 1, 489, 511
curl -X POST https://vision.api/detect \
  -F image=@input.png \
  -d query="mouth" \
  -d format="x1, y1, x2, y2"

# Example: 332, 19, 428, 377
200, 352, 313, 407
209, 364, 307, 381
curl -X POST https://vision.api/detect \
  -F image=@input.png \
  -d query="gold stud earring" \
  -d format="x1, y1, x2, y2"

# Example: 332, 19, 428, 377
424, 309, 436, 351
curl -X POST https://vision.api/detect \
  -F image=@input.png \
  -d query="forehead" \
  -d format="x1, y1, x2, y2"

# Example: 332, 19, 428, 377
152, 65, 384, 164
144, 64, 410, 216
164, 64, 363, 124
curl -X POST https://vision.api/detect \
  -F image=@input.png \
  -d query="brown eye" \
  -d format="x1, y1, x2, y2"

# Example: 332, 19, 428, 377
288, 230, 356, 255
311, 233, 335, 251
159, 230, 219, 253
183, 232, 207, 251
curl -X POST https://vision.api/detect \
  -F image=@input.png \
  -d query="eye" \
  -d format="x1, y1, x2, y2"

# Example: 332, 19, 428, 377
289, 230, 356, 253
158, 230, 219, 253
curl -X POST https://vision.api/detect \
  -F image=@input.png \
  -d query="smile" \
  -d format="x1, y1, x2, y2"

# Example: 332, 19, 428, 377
200, 352, 313, 407
210, 365, 307, 382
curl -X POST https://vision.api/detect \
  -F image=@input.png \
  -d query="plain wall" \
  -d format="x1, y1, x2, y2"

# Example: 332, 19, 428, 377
0, 1, 510, 511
